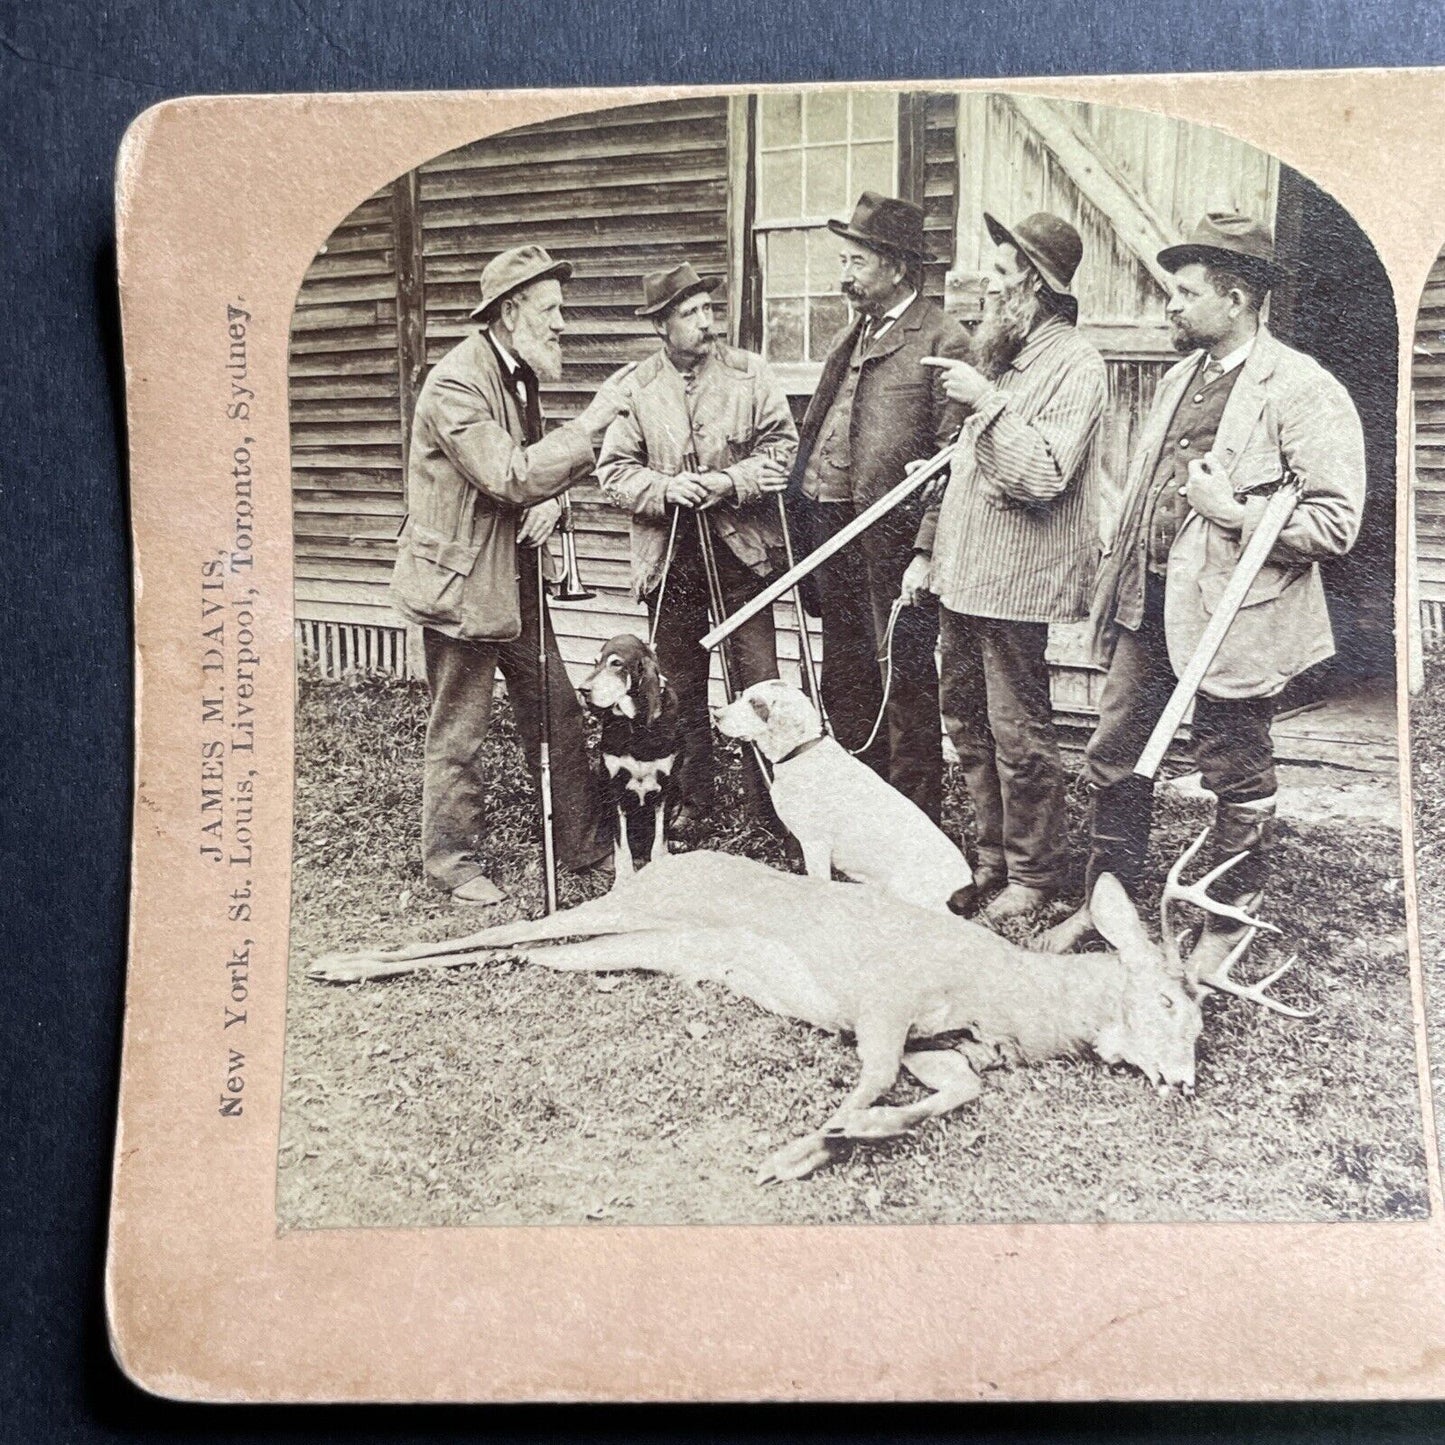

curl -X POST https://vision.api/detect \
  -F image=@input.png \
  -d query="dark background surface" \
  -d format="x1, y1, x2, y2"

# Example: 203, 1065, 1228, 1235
7, 1, 1445, 1438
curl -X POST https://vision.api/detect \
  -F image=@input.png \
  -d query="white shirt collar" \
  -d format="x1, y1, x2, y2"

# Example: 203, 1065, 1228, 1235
486, 327, 521, 376
880, 290, 917, 324
1209, 333, 1255, 375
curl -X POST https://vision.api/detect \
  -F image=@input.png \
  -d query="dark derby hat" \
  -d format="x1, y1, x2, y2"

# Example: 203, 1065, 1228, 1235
470, 244, 574, 320
827, 191, 935, 262
1157, 212, 1285, 290
634, 262, 718, 318
984, 211, 1084, 298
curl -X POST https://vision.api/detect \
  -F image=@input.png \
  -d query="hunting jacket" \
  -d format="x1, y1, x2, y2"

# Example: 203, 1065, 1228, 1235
390, 331, 594, 642
596, 343, 798, 599
787, 293, 970, 570
1091, 325, 1366, 699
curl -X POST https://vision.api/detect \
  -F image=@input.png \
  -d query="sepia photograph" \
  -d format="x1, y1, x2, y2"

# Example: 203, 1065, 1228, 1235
282, 87, 1420, 1228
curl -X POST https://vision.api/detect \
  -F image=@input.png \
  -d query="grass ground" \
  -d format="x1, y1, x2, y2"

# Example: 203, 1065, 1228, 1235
279, 671, 1426, 1228
1410, 659, 1445, 1172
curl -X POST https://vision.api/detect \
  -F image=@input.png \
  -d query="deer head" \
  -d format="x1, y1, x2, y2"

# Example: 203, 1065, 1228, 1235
1087, 871, 1204, 1094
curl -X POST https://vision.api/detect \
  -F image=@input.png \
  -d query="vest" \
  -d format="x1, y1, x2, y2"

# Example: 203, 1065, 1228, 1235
801, 327, 868, 504
1143, 359, 1243, 574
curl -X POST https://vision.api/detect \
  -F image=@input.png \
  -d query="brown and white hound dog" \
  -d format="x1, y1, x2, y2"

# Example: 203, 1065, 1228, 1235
579, 633, 683, 880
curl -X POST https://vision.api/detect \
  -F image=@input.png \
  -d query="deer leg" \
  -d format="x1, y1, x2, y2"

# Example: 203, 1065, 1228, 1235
755, 1012, 909, 1184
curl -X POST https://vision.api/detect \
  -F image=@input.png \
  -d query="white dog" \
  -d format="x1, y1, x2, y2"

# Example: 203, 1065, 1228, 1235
715, 679, 977, 914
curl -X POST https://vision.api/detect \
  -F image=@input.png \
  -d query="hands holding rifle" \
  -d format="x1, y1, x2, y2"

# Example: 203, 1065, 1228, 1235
665, 455, 789, 510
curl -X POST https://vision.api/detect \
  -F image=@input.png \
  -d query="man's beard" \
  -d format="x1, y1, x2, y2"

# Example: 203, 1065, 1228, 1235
1169, 316, 1208, 355
972, 284, 1039, 379
511, 312, 564, 382
840, 281, 880, 317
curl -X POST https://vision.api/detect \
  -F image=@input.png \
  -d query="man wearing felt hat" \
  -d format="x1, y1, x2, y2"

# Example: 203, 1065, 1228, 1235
901, 210, 1107, 920
1041, 211, 1366, 959
597, 262, 797, 829
786, 191, 971, 825
391, 244, 633, 904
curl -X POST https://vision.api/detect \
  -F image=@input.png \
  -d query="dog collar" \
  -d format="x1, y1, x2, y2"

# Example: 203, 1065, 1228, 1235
776, 733, 828, 765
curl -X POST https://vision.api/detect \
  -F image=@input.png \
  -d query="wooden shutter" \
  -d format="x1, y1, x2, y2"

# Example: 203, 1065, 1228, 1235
1415, 251, 1445, 641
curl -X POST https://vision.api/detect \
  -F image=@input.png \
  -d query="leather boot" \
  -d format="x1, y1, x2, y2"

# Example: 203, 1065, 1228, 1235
1084, 775, 1154, 902
1188, 795, 1276, 980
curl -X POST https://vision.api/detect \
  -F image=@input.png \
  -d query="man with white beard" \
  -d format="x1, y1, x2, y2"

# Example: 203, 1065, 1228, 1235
390, 245, 631, 904
902, 213, 1106, 919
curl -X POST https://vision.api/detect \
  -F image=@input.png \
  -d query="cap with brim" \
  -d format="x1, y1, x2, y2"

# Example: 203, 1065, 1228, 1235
633, 262, 719, 318
826, 191, 935, 262
1157, 212, 1285, 290
984, 211, 1081, 298
469, 244, 575, 320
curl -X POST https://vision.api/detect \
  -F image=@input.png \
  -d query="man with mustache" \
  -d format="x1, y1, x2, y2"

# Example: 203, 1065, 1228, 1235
903, 213, 1106, 919
788, 192, 970, 823
597, 263, 797, 829
391, 245, 632, 904
1041, 213, 1365, 960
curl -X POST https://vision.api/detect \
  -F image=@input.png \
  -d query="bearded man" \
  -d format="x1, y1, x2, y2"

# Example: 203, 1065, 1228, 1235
1041, 213, 1365, 960
903, 213, 1106, 918
787, 192, 970, 823
391, 245, 631, 904
597, 263, 796, 828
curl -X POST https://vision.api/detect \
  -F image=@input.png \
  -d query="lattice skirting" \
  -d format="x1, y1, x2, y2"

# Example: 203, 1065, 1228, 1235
1422, 600, 1445, 650
296, 619, 409, 680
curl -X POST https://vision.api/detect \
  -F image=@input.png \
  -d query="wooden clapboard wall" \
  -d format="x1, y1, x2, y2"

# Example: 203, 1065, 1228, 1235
290, 92, 960, 685
1415, 249, 1445, 645
413, 97, 733, 678
289, 181, 408, 672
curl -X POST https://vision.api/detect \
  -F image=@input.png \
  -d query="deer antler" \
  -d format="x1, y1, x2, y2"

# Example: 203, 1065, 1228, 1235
1160, 828, 1312, 1017
1196, 924, 1317, 1019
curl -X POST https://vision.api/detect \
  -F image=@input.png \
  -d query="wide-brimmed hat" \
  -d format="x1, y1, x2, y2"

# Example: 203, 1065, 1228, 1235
1157, 212, 1285, 290
469, 244, 574, 320
827, 191, 934, 262
634, 262, 718, 318
984, 211, 1083, 298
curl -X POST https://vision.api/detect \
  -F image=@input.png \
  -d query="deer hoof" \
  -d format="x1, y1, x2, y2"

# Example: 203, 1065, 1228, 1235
307, 952, 385, 984
756, 1133, 836, 1185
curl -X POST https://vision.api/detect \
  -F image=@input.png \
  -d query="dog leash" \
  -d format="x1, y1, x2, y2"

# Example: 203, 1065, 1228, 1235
848, 596, 905, 759
648, 507, 682, 648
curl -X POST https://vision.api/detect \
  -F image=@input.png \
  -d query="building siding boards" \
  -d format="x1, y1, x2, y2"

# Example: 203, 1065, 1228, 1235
1415, 251, 1445, 643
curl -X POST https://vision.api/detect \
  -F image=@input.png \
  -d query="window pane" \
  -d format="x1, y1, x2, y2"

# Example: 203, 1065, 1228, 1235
850, 89, 896, 140
805, 227, 838, 292
805, 90, 848, 143
765, 229, 806, 296
766, 298, 805, 362
758, 92, 801, 148
850, 141, 896, 202
808, 295, 850, 359
758, 150, 803, 223
804, 144, 847, 217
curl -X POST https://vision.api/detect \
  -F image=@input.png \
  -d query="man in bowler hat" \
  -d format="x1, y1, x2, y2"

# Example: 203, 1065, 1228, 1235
903, 212, 1107, 919
787, 192, 970, 824
1041, 213, 1366, 961
390, 245, 632, 904
597, 263, 797, 829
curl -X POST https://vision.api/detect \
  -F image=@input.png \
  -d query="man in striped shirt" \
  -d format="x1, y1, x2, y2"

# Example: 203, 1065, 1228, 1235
904, 213, 1106, 919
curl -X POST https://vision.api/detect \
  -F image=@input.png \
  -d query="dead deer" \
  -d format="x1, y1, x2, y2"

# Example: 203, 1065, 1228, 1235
308, 831, 1303, 1184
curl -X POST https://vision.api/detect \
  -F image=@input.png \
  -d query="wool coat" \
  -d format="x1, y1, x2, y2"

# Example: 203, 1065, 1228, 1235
390, 332, 594, 642
596, 343, 797, 598
1091, 325, 1366, 699
787, 294, 970, 568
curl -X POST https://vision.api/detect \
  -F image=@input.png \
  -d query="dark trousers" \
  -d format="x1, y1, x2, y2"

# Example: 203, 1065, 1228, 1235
645, 517, 778, 809
1082, 576, 1276, 895
808, 499, 942, 822
421, 555, 607, 892
938, 607, 1066, 890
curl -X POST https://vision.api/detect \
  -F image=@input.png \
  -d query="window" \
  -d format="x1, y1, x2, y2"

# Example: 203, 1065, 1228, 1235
755, 90, 899, 366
